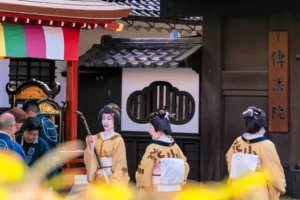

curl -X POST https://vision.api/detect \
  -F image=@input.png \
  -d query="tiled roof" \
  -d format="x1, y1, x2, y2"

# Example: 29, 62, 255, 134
79, 35, 202, 68
102, 0, 203, 22
104, 0, 160, 18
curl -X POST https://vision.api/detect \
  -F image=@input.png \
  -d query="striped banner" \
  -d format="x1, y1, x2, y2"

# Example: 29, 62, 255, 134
0, 24, 80, 61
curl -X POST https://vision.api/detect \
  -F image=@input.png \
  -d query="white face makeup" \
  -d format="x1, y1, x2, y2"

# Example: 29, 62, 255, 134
148, 123, 162, 140
102, 113, 114, 131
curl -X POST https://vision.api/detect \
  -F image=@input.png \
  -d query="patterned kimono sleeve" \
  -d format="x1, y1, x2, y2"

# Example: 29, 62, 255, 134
41, 117, 58, 148
111, 137, 130, 186
135, 144, 155, 188
260, 141, 286, 199
83, 135, 98, 183
176, 145, 190, 188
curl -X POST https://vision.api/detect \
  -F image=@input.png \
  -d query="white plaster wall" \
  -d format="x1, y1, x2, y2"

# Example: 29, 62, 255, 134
121, 68, 199, 134
0, 60, 10, 108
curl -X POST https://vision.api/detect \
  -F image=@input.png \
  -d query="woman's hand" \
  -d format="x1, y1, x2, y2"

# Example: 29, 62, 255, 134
86, 135, 95, 146
86, 135, 95, 156
94, 169, 108, 185
94, 169, 104, 178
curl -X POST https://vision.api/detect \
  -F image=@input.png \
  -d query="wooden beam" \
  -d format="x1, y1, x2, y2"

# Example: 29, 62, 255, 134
124, 15, 203, 26
200, 15, 222, 181
175, 0, 300, 17
222, 90, 268, 96
222, 71, 268, 90
66, 61, 78, 145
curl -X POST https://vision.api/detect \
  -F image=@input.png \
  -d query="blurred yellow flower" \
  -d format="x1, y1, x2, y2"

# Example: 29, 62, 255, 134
228, 171, 268, 198
0, 142, 273, 200
179, 171, 269, 200
0, 188, 8, 199
77, 183, 134, 200
0, 151, 26, 184
5, 183, 63, 200
180, 182, 230, 200
45, 168, 83, 191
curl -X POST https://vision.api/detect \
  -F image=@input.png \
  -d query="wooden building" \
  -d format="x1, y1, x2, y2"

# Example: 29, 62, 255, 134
159, 0, 300, 198
0, 0, 132, 171
0, 0, 203, 185
63, 35, 202, 182
59, 0, 203, 183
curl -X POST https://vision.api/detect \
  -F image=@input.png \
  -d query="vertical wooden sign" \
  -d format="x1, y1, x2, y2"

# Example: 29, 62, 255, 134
269, 32, 289, 132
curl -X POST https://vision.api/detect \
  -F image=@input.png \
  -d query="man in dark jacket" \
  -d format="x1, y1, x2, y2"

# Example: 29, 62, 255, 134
15, 117, 50, 166
22, 100, 63, 186
22, 100, 58, 149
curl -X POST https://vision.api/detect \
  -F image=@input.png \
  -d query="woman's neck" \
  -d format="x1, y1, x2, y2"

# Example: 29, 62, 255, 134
157, 134, 171, 143
102, 129, 115, 138
243, 129, 265, 140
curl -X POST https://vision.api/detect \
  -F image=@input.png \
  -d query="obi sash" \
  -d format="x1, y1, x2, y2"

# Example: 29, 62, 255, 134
152, 158, 185, 192
100, 157, 112, 175
229, 153, 260, 179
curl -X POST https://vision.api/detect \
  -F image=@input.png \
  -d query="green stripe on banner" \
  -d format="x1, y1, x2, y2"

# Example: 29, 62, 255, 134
2, 24, 26, 57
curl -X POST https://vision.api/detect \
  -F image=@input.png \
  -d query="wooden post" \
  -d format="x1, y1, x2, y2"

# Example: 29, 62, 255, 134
201, 15, 223, 181
269, 14, 296, 170
66, 61, 78, 144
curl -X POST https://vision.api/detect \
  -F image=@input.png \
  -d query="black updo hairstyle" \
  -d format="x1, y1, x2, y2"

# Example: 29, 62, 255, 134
242, 106, 268, 134
98, 103, 121, 129
148, 109, 176, 135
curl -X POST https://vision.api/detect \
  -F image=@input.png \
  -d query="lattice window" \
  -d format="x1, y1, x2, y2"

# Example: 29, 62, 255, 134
127, 81, 195, 125
9, 58, 56, 90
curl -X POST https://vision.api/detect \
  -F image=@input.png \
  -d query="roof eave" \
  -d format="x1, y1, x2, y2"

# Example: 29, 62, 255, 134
0, 2, 133, 22
123, 15, 203, 26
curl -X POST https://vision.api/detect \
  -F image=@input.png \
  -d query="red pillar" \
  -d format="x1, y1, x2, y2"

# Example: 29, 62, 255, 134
66, 61, 78, 144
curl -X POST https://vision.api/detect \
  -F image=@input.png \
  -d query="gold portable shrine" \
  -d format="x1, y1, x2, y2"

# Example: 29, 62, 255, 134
6, 78, 66, 144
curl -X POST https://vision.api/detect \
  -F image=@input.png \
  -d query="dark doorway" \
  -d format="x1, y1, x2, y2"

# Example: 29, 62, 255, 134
77, 68, 122, 143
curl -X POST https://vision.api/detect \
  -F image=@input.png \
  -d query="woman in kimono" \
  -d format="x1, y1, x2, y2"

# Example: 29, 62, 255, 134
226, 106, 286, 200
136, 109, 190, 200
84, 103, 130, 186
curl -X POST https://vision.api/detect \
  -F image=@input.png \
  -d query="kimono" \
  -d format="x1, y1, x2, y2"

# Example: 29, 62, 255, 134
15, 133, 50, 166
36, 113, 62, 181
226, 132, 286, 200
0, 131, 27, 164
36, 113, 58, 149
83, 132, 130, 186
136, 139, 190, 200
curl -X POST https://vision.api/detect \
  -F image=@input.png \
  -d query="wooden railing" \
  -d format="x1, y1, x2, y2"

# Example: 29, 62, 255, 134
60, 150, 86, 174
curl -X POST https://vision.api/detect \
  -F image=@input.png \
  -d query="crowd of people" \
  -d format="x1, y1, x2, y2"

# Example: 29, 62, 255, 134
0, 102, 287, 200
83, 104, 286, 200
0, 100, 62, 188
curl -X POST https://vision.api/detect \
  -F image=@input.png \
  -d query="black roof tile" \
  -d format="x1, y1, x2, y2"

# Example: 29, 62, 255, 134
101, 0, 202, 22
79, 35, 202, 68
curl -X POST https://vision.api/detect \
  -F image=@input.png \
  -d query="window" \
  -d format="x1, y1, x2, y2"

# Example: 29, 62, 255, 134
127, 81, 195, 125
9, 58, 56, 90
